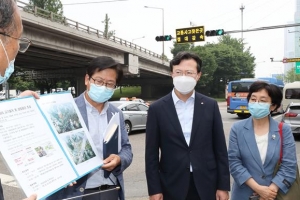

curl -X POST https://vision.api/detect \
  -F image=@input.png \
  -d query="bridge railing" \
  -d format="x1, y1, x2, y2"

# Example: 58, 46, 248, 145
16, 0, 169, 62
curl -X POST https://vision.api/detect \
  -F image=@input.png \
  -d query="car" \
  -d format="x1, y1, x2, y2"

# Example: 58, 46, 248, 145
119, 97, 129, 101
132, 98, 150, 106
282, 102, 300, 136
110, 101, 149, 134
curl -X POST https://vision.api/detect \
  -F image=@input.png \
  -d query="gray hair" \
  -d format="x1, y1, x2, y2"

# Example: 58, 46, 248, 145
0, 0, 16, 34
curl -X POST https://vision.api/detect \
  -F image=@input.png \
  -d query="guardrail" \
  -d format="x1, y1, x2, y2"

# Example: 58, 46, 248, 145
16, 0, 168, 62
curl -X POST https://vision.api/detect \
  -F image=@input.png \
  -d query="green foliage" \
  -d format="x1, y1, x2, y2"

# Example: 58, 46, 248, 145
192, 45, 217, 87
276, 74, 284, 81
29, 0, 63, 15
102, 14, 115, 39
7, 67, 37, 91
112, 86, 141, 100
162, 54, 169, 62
171, 42, 194, 57
284, 67, 300, 82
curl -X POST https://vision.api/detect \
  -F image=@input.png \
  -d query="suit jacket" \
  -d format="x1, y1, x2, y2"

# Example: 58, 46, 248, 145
228, 116, 297, 200
46, 92, 133, 200
145, 92, 230, 200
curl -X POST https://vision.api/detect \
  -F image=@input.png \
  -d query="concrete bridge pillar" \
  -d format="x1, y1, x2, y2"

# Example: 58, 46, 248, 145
141, 84, 152, 99
76, 77, 86, 96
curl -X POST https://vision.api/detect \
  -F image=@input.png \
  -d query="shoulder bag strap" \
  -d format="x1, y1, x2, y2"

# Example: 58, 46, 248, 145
278, 122, 284, 163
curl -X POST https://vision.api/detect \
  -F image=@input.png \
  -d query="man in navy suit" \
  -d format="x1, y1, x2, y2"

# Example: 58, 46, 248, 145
145, 51, 230, 200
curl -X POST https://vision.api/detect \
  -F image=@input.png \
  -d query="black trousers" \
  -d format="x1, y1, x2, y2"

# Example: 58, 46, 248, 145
83, 185, 119, 200
186, 173, 201, 200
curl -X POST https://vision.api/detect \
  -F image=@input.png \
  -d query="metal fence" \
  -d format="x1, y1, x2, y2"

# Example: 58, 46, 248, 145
16, 0, 166, 61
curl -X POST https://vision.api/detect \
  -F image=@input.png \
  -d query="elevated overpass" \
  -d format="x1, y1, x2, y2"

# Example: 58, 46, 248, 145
14, 1, 173, 98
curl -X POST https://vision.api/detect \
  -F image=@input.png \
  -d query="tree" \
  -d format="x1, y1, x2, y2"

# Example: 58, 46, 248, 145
192, 45, 218, 88
170, 42, 194, 57
284, 67, 300, 82
29, 0, 63, 15
7, 67, 36, 91
207, 35, 255, 97
102, 14, 115, 39
162, 54, 169, 62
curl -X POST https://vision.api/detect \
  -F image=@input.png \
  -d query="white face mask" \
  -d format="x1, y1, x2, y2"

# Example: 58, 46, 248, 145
173, 76, 197, 95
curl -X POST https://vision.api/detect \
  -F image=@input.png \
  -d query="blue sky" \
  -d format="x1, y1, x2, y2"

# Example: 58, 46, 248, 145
26, 0, 297, 77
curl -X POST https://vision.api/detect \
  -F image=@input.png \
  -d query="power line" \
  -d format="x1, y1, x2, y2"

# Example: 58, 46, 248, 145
247, 0, 294, 29
215, 0, 287, 28
63, 0, 128, 6
204, 0, 261, 24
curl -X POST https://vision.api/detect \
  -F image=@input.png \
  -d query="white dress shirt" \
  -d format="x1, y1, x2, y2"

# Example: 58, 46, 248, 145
255, 132, 269, 165
84, 95, 117, 188
172, 89, 195, 171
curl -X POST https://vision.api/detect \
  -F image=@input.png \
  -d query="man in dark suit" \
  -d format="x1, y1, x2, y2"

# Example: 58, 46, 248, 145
145, 51, 230, 200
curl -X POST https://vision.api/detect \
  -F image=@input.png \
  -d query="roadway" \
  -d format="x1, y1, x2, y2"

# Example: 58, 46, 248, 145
1, 102, 300, 199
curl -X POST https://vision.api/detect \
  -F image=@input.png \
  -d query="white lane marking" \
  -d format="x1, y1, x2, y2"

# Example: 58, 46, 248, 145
0, 173, 19, 188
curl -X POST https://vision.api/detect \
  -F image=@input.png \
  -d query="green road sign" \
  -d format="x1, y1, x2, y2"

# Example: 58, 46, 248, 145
296, 62, 300, 74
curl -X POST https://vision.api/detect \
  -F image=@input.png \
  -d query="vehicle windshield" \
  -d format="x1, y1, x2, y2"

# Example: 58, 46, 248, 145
231, 82, 253, 92
290, 105, 300, 114
285, 89, 300, 99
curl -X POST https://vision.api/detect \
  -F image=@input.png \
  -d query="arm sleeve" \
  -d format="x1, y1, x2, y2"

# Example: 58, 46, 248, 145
212, 101, 231, 191
145, 105, 162, 195
271, 124, 297, 193
228, 123, 252, 186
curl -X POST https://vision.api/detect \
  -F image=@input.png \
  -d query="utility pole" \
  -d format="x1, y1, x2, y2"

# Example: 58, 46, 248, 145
240, 4, 245, 50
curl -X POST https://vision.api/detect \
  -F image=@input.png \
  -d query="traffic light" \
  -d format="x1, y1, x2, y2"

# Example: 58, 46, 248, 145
155, 35, 173, 41
205, 29, 225, 37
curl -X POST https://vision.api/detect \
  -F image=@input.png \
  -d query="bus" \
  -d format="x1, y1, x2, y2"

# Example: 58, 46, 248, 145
282, 81, 300, 111
226, 77, 284, 118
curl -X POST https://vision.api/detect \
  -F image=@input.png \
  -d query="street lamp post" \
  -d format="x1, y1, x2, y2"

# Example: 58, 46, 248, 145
240, 4, 245, 52
132, 36, 145, 44
144, 6, 164, 63
131, 36, 145, 55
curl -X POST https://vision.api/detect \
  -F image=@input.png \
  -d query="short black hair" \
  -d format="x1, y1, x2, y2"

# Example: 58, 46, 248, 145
0, 0, 16, 34
170, 51, 202, 73
247, 81, 283, 113
86, 56, 123, 84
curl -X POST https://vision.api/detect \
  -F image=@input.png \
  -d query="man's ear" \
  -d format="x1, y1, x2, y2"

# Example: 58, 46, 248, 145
85, 74, 89, 85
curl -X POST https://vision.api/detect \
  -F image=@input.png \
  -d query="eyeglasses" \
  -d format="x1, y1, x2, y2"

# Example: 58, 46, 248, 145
0, 32, 31, 53
90, 77, 117, 89
249, 100, 271, 105
173, 70, 197, 77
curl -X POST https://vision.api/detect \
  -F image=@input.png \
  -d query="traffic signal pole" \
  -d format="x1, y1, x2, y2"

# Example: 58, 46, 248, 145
225, 22, 300, 34
162, 8, 164, 64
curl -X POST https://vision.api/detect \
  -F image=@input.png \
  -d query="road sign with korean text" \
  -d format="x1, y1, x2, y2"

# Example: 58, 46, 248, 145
176, 26, 205, 44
